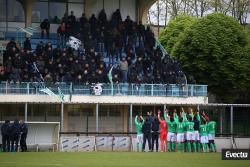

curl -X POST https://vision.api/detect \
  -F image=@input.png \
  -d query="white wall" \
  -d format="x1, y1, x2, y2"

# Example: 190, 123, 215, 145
120, 0, 136, 21
90, 0, 104, 18
90, 0, 136, 21
0, 95, 209, 105
104, 0, 119, 20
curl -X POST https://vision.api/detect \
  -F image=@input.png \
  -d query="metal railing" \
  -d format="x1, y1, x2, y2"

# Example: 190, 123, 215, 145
0, 82, 207, 97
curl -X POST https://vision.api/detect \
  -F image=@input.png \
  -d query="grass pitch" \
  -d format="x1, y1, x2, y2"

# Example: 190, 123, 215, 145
0, 152, 248, 167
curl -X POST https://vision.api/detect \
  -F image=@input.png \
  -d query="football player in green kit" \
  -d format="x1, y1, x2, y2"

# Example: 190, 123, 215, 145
208, 120, 216, 152
184, 114, 195, 152
203, 112, 217, 152
199, 115, 209, 152
164, 109, 176, 152
135, 115, 144, 152
174, 111, 186, 152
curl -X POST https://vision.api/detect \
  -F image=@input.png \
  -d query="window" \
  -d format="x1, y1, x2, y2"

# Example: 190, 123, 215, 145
7, 0, 25, 22
32, 0, 85, 23
0, 0, 6, 21
0, 0, 24, 22
49, 2, 66, 23
68, 3, 84, 18
32, 1, 48, 22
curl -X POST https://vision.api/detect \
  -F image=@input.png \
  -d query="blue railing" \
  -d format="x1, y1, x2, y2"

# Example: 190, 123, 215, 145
0, 82, 207, 97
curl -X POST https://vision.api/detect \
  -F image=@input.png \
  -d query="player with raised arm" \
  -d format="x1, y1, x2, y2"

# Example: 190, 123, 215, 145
199, 111, 209, 152
164, 109, 176, 152
204, 112, 217, 152
174, 110, 186, 152
193, 110, 201, 152
135, 114, 144, 152
158, 109, 168, 152
184, 113, 195, 152
181, 107, 188, 152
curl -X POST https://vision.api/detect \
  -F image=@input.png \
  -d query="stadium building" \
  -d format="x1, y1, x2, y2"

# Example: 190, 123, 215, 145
0, 0, 249, 152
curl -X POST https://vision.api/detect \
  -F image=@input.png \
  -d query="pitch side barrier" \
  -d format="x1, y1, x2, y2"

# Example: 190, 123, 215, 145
59, 132, 250, 152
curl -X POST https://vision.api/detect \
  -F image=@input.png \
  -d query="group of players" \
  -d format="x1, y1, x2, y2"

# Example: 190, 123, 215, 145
135, 107, 216, 152
1, 120, 28, 152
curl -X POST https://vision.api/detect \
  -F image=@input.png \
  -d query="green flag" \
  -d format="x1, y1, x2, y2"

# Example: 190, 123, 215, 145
58, 87, 64, 102
108, 66, 113, 84
40, 88, 57, 96
108, 66, 114, 95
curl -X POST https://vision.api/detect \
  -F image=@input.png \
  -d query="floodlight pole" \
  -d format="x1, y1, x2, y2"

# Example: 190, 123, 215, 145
230, 105, 233, 135
96, 103, 99, 132
129, 104, 133, 133
61, 102, 64, 132
220, 110, 223, 134
24, 102, 28, 122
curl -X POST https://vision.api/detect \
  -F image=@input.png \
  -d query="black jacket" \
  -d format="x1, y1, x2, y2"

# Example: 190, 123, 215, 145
10, 121, 21, 138
142, 121, 151, 134
20, 123, 28, 136
1, 122, 11, 137
151, 118, 159, 132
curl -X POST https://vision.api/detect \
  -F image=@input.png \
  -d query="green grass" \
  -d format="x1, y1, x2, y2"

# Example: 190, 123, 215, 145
0, 152, 248, 167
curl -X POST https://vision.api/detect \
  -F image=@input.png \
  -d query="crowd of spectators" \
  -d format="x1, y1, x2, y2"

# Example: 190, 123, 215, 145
0, 9, 186, 85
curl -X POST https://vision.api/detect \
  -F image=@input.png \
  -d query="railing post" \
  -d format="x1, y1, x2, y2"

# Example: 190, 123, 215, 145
60, 102, 64, 132
151, 84, 153, 96
220, 110, 223, 134
131, 84, 133, 95
24, 102, 28, 122
96, 103, 99, 132
70, 82, 73, 94
191, 85, 194, 96
129, 104, 133, 133
5, 81, 7, 94
171, 84, 173, 96
230, 105, 233, 136
27, 83, 30, 94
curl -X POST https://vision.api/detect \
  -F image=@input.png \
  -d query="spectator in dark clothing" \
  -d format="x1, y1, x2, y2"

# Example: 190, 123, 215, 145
89, 14, 98, 32
142, 118, 152, 152
61, 13, 68, 23
98, 9, 107, 25
1, 10, 184, 86
80, 13, 88, 27
124, 16, 133, 43
111, 9, 122, 28
10, 119, 21, 152
1, 120, 11, 152
137, 21, 145, 45
20, 120, 28, 152
6, 38, 16, 49
57, 22, 66, 48
67, 11, 76, 36
40, 19, 50, 38
151, 116, 160, 152
68, 11, 76, 25
23, 38, 31, 51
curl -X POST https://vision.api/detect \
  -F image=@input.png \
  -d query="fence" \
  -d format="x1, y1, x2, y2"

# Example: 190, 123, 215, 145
59, 132, 250, 152
0, 82, 207, 97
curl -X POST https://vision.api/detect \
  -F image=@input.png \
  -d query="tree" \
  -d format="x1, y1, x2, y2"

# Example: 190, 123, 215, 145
171, 13, 250, 103
159, 14, 197, 53
148, 0, 250, 25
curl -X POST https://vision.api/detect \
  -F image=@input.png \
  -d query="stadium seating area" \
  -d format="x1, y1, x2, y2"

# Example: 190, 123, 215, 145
0, 9, 187, 85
